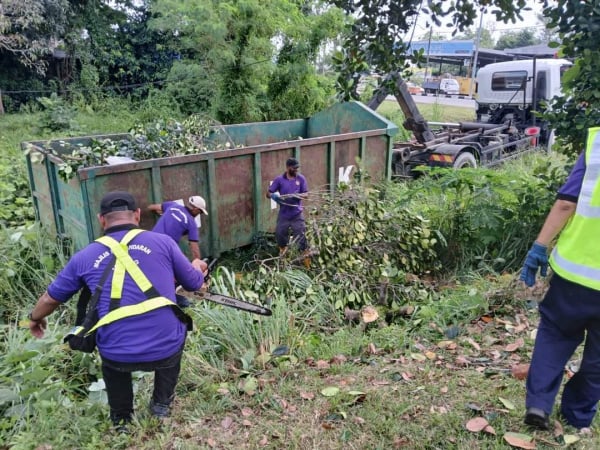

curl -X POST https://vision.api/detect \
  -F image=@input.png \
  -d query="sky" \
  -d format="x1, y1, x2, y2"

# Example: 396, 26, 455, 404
412, 1, 548, 42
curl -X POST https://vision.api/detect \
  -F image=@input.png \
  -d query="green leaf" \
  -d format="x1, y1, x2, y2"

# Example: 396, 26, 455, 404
498, 397, 515, 410
321, 386, 340, 397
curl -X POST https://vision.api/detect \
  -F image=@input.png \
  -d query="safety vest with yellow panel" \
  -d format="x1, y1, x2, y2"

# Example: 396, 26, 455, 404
550, 127, 600, 291
76, 229, 191, 336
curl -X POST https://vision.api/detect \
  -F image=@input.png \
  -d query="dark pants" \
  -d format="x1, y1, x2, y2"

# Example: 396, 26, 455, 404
526, 274, 600, 428
101, 347, 183, 425
275, 214, 307, 251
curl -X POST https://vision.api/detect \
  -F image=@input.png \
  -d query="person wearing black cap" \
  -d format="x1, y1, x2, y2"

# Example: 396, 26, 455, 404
27, 191, 208, 432
266, 158, 310, 266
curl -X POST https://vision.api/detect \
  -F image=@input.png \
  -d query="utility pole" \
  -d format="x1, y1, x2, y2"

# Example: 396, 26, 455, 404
469, 10, 485, 98
424, 27, 433, 82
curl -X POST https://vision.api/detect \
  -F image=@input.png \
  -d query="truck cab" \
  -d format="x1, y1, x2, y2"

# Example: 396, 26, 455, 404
475, 58, 571, 144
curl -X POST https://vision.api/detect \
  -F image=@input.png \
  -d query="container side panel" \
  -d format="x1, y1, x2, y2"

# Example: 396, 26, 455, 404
28, 155, 57, 235
86, 170, 156, 241
307, 101, 398, 138
52, 171, 89, 250
300, 143, 330, 194
214, 120, 307, 146
214, 156, 255, 251
156, 162, 210, 256
363, 136, 389, 181
333, 139, 360, 184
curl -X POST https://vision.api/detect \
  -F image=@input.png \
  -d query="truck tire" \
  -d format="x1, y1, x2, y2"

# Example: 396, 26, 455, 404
453, 152, 477, 169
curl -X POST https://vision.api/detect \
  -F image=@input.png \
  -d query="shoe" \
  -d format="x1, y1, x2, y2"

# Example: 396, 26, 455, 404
175, 294, 191, 308
524, 407, 550, 430
578, 427, 592, 436
149, 400, 170, 418
115, 424, 130, 434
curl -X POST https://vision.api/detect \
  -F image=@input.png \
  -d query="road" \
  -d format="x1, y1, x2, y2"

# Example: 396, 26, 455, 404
386, 93, 476, 109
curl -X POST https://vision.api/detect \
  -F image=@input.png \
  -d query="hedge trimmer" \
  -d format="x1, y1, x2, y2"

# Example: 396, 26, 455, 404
177, 258, 272, 316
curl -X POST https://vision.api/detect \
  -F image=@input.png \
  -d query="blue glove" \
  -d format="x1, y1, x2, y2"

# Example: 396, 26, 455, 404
270, 192, 282, 204
520, 242, 548, 287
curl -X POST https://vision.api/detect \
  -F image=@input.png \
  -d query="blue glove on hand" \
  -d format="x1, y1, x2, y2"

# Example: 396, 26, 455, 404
520, 242, 548, 287
271, 192, 282, 204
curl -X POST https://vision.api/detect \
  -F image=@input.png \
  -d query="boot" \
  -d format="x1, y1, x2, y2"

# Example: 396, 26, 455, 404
279, 246, 288, 256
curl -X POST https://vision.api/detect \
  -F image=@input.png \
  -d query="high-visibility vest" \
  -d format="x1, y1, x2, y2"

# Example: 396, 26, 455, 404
84, 229, 191, 335
550, 127, 600, 291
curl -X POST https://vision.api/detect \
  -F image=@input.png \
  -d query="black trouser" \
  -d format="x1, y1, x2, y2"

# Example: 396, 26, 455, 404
101, 348, 183, 425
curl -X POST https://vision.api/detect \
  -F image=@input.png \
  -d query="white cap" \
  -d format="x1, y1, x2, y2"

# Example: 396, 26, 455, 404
188, 195, 208, 215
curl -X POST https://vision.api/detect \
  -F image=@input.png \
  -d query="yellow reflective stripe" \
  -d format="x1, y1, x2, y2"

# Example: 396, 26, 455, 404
86, 296, 175, 334
96, 229, 152, 297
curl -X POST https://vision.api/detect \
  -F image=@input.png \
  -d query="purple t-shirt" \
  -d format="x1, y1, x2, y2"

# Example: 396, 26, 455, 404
558, 152, 585, 201
269, 173, 308, 219
47, 226, 204, 362
152, 201, 199, 243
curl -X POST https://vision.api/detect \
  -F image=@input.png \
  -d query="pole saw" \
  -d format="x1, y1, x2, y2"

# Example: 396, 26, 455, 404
177, 258, 272, 316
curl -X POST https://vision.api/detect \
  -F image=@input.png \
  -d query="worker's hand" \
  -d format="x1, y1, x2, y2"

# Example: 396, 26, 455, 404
270, 192, 282, 204
29, 318, 47, 339
192, 258, 209, 275
520, 242, 548, 287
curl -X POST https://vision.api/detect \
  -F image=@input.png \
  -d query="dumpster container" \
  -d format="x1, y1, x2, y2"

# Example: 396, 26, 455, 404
22, 101, 398, 256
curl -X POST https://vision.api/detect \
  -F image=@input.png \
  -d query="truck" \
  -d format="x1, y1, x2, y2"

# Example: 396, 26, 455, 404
422, 77, 461, 95
475, 58, 572, 147
367, 73, 542, 178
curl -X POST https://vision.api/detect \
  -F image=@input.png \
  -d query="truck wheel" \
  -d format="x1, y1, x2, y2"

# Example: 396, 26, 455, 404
453, 152, 477, 169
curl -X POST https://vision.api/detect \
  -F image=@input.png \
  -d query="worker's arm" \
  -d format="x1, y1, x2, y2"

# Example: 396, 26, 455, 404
534, 199, 577, 246
148, 203, 163, 215
28, 291, 62, 338
189, 241, 201, 260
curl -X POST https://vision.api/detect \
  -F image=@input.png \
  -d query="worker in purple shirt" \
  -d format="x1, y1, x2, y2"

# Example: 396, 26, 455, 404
148, 195, 208, 260
149, 196, 208, 308
28, 191, 208, 432
519, 146, 597, 435
267, 158, 310, 267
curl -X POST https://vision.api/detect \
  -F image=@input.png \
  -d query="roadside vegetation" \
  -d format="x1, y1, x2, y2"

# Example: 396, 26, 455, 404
2, 97, 596, 448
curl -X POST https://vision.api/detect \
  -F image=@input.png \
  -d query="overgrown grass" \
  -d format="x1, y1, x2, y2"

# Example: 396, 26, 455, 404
3, 101, 597, 448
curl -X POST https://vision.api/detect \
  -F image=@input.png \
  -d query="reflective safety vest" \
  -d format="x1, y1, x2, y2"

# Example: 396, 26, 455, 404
85, 228, 192, 335
550, 127, 600, 291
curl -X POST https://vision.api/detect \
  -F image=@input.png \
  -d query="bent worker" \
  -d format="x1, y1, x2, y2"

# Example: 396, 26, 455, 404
149, 195, 208, 307
266, 158, 310, 267
28, 191, 208, 432
520, 128, 600, 435
148, 195, 208, 261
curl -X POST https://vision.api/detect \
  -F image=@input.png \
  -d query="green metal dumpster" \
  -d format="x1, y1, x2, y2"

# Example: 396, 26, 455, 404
22, 101, 398, 256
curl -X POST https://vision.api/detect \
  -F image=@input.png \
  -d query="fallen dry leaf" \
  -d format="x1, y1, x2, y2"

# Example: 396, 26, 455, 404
425, 351, 437, 360
259, 435, 268, 446
367, 343, 379, 355
553, 420, 564, 438
440, 386, 448, 393
483, 425, 496, 435
465, 337, 481, 351
316, 360, 330, 369
466, 417, 489, 432
241, 407, 253, 417
330, 354, 347, 364
511, 364, 530, 380
300, 391, 315, 400
503, 432, 536, 449
207, 438, 217, 448
242, 419, 252, 427
362, 306, 379, 323
221, 416, 233, 429
504, 338, 525, 352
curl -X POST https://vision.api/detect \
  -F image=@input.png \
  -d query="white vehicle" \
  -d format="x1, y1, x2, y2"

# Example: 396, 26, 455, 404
423, 78, 460, 95
475, 58, 572, 146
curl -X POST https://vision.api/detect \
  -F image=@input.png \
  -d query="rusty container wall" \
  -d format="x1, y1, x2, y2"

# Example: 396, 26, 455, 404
22, 101, 398, 256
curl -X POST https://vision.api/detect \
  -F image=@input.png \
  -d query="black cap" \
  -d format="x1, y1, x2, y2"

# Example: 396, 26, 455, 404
100, 191, 137, 215
286, 158, 299, 168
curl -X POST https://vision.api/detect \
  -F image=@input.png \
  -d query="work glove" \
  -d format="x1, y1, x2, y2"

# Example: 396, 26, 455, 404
271, 192, 282, 204
520, 242, 548, 287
